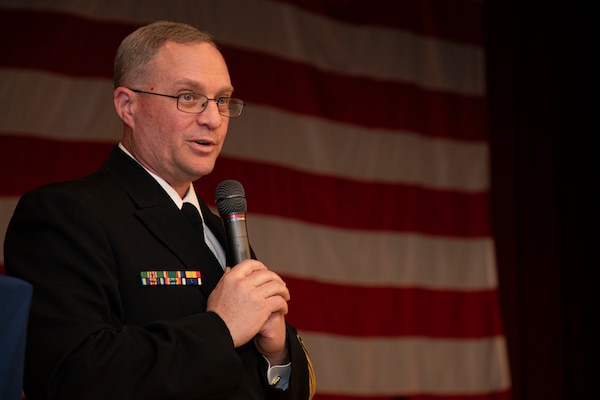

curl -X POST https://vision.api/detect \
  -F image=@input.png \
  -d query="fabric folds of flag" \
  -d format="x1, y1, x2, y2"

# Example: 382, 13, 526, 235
0, 1, 511, 399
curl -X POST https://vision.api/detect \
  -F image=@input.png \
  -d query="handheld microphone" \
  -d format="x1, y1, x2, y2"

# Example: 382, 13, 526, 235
215, 180, 251, 266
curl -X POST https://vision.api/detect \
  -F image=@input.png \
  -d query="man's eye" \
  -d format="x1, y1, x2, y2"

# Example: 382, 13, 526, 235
215, 97, 229, 105
180, 93, 196, 102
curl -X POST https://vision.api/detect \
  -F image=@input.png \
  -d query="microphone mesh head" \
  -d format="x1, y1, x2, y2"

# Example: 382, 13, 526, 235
215, 180, 247, 216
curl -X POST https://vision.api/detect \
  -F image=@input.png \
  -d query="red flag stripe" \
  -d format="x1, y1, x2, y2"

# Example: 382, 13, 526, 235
0, 136, 114, 195
0, 264, 502, 338
283, 275, 504, 338
226, 47, 487, 141
0, 135, 490, 237
274, 0, 485, 46
201, 157, 491, 237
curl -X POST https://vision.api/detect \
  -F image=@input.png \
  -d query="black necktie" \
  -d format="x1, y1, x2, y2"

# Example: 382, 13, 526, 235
180, 202, 225, 294
181, 202, 204, 238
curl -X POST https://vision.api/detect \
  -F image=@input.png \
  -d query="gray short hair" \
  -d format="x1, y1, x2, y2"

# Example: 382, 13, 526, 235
113, 21, 216, 88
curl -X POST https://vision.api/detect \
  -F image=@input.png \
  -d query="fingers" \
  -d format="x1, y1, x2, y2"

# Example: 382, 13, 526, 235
228, 260, 290, 300
255, 312, 289, 364
207, 260, 290, 347
256, 277, 290, 302
266, 296, 289, 315
230, 259, 267, 277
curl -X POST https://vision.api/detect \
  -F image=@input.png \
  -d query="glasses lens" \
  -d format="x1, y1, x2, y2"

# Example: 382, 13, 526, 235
177, 93, 206, 113
177, 94, 243, 117
224, 99, 244, 117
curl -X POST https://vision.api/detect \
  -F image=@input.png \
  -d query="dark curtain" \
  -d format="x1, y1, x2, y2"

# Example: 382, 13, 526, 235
485, 2, 594, 400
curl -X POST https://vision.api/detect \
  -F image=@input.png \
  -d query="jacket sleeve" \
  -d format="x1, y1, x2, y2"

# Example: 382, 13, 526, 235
270, 324, 316, 400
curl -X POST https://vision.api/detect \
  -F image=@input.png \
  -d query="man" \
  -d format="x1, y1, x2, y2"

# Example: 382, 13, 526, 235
4, 21, 315, 400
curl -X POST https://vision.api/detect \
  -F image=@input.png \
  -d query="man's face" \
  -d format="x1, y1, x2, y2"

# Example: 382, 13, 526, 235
126, 41, 233, 191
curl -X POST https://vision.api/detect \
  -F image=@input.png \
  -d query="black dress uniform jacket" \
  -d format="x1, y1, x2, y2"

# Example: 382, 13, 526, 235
5, 146, 313, 400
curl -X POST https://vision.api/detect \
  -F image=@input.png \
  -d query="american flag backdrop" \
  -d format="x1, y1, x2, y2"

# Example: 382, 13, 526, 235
0, 1, 511, 399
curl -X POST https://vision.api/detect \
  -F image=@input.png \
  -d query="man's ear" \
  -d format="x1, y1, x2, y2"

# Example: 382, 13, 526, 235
113, 87, 135, 126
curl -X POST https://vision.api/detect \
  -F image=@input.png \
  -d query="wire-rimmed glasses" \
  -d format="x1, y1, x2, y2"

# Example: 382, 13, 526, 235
129, 89, 244, 117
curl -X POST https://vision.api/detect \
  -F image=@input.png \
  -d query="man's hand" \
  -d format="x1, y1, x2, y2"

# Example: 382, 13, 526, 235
207, 260, 289, 348
255, 311, 290, 365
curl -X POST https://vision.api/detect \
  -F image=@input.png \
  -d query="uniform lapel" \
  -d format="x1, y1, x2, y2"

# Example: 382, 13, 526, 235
103, 146, 224, 297
198, 200, 227, 250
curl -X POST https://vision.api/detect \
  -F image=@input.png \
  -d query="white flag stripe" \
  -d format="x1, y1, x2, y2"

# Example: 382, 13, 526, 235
0, 201, 495, 290
0, 70, 121, 141
0, 197, 18, 262
2, 0, 485, 95
0, 70, 489, 191
245, 214, 498, 289
228, 106, 490, 191
301, 332, 511, 395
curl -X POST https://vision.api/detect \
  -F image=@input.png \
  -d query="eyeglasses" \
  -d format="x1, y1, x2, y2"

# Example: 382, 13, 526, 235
129, 89, 244, 117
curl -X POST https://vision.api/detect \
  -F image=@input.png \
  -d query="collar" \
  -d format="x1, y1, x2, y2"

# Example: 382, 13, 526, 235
117, 143, 202, 215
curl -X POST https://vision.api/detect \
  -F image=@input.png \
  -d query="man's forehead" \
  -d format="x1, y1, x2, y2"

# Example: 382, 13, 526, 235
149, 42, 231, 89
172, 78, 234, 93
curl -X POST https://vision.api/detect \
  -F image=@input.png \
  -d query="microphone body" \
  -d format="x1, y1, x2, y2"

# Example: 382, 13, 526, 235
215, 180, 252, 265
221, 212, 251, 265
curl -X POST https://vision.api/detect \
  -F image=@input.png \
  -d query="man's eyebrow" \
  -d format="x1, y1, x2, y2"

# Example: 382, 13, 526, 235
173, 79, 234, 93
